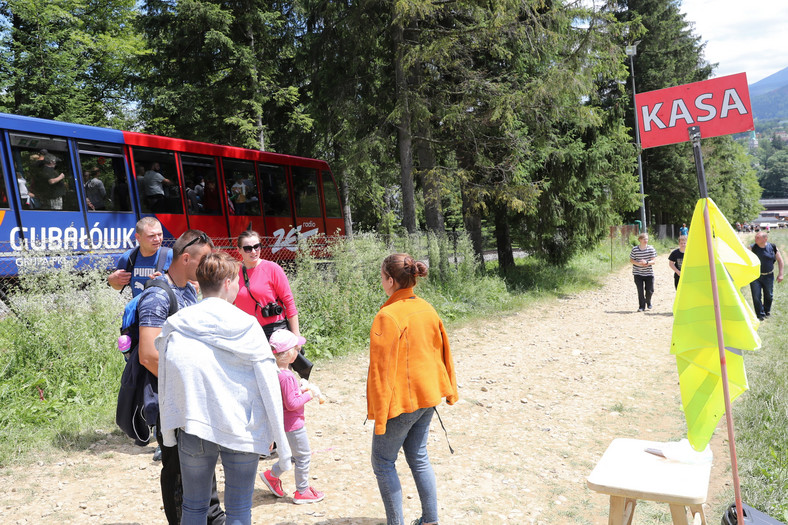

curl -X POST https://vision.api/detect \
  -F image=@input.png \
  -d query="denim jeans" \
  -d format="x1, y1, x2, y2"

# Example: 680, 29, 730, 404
156, 427, 225, 525
371, 407, 438, 525
750, 273, 775, 319
178, 431, 259, 525
633, 274, 654, 309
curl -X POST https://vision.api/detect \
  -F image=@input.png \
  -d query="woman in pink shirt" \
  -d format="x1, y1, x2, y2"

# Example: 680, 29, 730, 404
234, 230, 300, 339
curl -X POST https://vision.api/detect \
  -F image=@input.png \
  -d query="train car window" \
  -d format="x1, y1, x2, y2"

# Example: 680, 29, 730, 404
182, 154, 221, 215
259, 163, 290, 217
77, 142, 132, 212
223, 159, 260, 216
292, 167, 322, 217
321, 172, 342, 218
9, 133, 77, 211
131, 148, 182, 214
0, 156, 8, 209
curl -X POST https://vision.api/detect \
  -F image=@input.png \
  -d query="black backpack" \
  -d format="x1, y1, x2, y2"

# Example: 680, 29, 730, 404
115, 279, 178, 445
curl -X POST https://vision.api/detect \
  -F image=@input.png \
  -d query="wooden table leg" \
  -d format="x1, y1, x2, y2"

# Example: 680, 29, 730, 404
688, 504, 707, 524
609, 496, 637, 525
669, 504, 690, 525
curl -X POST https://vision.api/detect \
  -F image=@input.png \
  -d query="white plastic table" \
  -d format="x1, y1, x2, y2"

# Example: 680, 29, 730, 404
586, 438, 712, 525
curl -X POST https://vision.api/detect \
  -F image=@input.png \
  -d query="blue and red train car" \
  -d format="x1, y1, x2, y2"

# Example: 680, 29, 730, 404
0, 112, 344, 276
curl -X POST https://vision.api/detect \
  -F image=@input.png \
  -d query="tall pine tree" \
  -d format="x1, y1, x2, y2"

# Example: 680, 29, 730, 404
0, 0, 144, 127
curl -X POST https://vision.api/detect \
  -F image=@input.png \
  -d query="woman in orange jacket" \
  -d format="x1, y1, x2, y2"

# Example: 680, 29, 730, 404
368, 253, 458, 525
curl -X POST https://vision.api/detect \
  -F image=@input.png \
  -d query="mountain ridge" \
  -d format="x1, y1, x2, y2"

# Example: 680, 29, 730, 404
749, 66, 788, 123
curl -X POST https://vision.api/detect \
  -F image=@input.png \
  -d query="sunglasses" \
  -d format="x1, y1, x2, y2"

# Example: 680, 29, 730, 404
182, 232, 210, 251
242, 243, 262, 253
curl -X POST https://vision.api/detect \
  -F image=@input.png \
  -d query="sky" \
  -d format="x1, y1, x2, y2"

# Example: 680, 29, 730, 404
679, 0, 788, 85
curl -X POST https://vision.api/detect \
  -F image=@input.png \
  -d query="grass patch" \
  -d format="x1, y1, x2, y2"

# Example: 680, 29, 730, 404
0, 253, 124, 465
728, 228, 788, 522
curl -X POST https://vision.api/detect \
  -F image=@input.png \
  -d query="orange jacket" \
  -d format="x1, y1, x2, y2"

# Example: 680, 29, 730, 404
367, 287, 458, 435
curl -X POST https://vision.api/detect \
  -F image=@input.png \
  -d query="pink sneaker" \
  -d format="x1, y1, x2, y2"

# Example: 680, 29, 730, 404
293, 486, 324, 504
260, 470, 285, 498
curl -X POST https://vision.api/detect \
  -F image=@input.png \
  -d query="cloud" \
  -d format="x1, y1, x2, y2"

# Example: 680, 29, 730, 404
681, 0, 788, 83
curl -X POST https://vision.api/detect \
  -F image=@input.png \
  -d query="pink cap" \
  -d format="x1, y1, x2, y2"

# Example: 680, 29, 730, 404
269, 329, 306, 354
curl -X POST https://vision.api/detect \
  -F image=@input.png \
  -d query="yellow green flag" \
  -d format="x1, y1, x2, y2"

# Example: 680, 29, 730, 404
670, 198, 761, 451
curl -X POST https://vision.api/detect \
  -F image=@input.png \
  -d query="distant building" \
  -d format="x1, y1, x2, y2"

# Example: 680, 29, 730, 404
749, 130, 759, 150
754, 198, 788, 228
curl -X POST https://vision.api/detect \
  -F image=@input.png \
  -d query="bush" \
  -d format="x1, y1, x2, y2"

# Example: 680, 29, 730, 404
0, 254, 125, 464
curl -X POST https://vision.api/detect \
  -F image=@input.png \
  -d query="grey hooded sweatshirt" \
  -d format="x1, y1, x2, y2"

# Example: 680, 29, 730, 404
156, 297, 291, 473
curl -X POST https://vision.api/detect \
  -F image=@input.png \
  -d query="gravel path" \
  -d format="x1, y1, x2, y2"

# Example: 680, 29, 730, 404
2, 254, 735, 524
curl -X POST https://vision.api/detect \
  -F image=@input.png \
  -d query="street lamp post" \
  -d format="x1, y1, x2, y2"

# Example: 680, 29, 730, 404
626, 41, 647, 231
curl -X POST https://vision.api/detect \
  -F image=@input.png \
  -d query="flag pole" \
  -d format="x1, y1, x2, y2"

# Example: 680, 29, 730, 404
689, 125, 745, 525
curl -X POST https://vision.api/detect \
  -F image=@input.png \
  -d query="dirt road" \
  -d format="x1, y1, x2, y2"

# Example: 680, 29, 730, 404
2, 254, 735, 524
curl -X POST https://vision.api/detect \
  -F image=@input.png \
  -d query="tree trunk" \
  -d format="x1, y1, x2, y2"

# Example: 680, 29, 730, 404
340, 174, 353, 238
393, 19, 417, 233
416, 126, 444, 234
461, 184, 483, 263
494, 205, 515, 271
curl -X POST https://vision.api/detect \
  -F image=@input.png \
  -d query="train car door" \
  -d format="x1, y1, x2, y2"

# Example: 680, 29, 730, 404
76, 140, 138, 253
258, 162, 296, 258
6, 132, 89, 254
180, 153, 230, 241
288, 165, 325, 250
320, 169, 345, 236
222, 158, 266, 241
0, 137, 16, 277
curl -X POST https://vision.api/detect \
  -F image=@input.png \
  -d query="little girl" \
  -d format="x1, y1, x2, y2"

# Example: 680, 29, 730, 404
260, 329, 325, 504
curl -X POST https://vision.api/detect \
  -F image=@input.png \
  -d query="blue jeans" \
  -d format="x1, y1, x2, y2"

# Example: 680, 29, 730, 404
178, 431, 259, 525
371, 407, 437, 525
750, 273, 775, 319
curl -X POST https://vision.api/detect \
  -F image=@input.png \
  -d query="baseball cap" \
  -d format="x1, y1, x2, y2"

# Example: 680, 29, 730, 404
269, 329, 306, 354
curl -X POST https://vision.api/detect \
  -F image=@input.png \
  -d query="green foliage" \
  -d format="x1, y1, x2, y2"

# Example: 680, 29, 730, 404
759, 149, 788, 199
136, 0, 311, 150
490, 234, 635, 293
705, 136, 763, 222
0, 0, 145, 127
730, 230, 788, 520
0, 254, 125, 464
291, 232, 509, 358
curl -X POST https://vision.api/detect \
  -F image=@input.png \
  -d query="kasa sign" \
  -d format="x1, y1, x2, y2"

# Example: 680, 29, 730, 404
635, 73, 754, 149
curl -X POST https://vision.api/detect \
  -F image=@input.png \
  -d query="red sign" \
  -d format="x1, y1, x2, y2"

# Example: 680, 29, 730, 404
635, 73, 754, 149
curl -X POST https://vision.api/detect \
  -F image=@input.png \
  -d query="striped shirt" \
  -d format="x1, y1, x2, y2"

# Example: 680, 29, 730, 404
630, 245, 657, 276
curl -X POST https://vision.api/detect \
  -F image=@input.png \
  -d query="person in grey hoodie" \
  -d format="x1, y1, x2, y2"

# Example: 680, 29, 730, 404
157, 251, 292, 525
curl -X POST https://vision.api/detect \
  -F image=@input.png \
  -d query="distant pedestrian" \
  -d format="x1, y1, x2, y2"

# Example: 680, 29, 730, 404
668, 235, 688, 289
748, 231, 784, 321
368, 253, 458, 525
679, 223, 689, 236
630, 232, 657, 312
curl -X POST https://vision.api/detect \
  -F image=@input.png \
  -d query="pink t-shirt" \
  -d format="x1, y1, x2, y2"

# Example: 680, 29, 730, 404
278, 369, 311, 432
234, 259, 298, 327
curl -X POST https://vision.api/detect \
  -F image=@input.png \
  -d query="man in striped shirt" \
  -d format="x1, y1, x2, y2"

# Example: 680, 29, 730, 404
630, 232, 657, 312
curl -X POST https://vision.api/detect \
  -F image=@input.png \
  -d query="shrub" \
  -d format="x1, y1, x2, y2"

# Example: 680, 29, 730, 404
0, 253, 125, 464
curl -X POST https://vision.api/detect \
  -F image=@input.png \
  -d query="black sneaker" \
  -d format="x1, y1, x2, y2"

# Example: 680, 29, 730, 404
647, 304, 652, 310
153, 445, 162, 462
